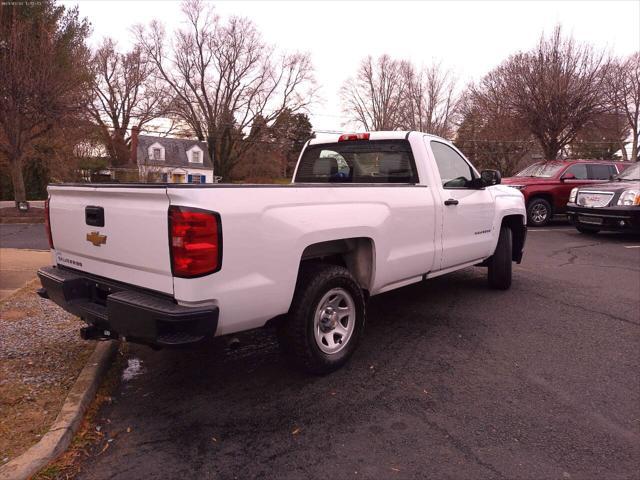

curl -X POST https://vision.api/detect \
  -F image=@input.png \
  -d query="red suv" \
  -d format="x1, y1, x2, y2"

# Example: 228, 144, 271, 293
502, 160, 629, 226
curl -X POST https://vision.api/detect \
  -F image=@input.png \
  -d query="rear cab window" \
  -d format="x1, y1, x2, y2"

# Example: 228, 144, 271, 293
294, 140, 418, 184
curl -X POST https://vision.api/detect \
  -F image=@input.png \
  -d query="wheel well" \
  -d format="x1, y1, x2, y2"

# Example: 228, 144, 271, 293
299, 237, 374, 294
527, 193, 554, 212
502, 215, 526, 264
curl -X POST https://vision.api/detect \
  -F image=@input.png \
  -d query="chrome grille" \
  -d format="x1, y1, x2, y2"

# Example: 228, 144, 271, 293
576, 191, 614, 208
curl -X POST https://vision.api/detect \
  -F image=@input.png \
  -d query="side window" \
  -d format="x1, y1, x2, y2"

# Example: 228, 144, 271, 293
430, 141, 475, 188
566, 164, 588, 179
588, 164, 614, 180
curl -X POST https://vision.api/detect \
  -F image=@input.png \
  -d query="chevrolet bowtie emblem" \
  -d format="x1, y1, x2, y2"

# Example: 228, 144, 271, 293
86, 231, 107, 246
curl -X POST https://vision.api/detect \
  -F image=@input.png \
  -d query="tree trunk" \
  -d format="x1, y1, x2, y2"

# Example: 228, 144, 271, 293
632, 130, 639, 162
10, 156, 27, 205
541, 140, 561, 160
206, 134, 218, 178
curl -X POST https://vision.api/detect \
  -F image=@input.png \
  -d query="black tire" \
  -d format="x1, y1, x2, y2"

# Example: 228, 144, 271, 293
527, 198, 552, 227
576, 225, 600, 234
488, 225, 512, 290
277, 263, 366, 374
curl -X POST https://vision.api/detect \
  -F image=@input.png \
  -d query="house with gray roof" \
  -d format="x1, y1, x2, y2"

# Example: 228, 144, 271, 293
131, 128, 215, 183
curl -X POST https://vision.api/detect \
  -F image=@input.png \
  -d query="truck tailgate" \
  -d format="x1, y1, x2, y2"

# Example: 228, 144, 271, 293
48, 186, 173, 294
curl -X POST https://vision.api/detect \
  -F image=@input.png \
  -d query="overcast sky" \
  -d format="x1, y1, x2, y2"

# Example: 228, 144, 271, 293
64, 0, 640, 132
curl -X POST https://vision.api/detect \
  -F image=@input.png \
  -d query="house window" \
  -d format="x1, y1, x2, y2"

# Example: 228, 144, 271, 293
153, 148, 162, 160
189, 174, 204, 184
191, 150, 202, 163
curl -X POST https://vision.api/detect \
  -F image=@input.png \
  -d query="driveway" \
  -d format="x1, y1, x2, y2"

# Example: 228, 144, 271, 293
0, 224, 49, 299
71, 227, 640, 479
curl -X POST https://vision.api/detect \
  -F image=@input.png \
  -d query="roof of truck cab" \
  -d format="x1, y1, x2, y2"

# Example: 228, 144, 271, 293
308, 131, 449, 146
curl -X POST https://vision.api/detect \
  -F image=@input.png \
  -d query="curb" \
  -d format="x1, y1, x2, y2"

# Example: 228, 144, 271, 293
0, 341, 119, 480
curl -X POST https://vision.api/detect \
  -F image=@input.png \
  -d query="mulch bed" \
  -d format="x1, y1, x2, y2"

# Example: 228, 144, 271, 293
0, 280, 94, 465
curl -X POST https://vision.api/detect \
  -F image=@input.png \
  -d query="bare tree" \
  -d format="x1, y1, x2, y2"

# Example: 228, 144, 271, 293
496, 26, 610, 160
340, 55, 457, 136
340, 55, 408, 130
89, 38, 167, 166
605, 52, 639, 161
400, 62, 457, 137
569, 111, 630, 160
0, 2, 91, 204
456, 81, 532, 176
134, 0, 315, 180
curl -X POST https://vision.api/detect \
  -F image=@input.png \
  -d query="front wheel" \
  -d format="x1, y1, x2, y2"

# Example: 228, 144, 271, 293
488, 225, 512, 290
278, 264, 366, 374
527, 198, 552, 227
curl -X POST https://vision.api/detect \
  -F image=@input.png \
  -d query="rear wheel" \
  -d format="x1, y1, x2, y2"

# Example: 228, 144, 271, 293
278, 263, 365, 374
576, 225, 600, 234
527, 198, 552, 227
488, 225, 512, 290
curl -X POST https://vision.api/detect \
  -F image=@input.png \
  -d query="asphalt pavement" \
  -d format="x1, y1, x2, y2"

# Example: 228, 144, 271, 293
68, 227, 640, 479
0, 224, 49, 250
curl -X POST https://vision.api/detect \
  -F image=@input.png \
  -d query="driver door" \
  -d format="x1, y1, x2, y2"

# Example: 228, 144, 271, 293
428, 140, 495, 270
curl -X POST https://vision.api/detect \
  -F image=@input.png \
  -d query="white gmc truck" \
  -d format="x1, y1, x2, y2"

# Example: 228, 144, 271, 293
38, 131, 526, 373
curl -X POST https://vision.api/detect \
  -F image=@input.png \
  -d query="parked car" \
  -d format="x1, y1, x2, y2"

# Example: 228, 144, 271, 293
37, 131, 526, 374
566, 162, 640, 234
502, 160, 629, 226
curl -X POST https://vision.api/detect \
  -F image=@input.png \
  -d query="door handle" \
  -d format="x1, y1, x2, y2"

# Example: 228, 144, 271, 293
444, 199, 459, 206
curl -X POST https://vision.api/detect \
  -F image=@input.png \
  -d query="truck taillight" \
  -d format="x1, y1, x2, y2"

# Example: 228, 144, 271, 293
44, 198, 54, 249
169, 206, 222, 278
338, 133, 370, 142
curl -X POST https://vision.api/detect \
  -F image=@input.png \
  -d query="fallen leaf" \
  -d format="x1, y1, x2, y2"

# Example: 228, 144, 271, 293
126, 427, 131, 433
390, 467, 400, 472
423, 389, 429, 395
212, 437, 217, 442
98, 442, 110, 455
292, 428, 301, 435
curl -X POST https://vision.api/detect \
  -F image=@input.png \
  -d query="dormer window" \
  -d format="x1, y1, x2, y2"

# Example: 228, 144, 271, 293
188, 145, 204, 164
148, 142, 165, 162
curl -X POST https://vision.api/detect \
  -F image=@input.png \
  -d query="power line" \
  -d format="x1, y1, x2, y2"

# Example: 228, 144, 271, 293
101, 123, 633, 150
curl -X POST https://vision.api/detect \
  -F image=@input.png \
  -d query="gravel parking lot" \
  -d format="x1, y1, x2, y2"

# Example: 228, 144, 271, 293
63, 227, 640, 479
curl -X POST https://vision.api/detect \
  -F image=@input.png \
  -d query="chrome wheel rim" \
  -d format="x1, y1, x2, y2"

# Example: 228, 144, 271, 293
531, 204, 548, 223
313, 288, 356, 355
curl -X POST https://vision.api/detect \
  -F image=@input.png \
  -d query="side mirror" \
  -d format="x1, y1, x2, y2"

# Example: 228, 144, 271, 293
561, 172, 576, 182
480, 169, 501, 187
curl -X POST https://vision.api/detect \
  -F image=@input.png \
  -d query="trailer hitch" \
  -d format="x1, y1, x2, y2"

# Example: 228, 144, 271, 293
80, 325, 118, 341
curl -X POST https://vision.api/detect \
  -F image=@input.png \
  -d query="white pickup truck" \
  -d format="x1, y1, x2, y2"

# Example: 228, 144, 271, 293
38, 131, 526, 373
